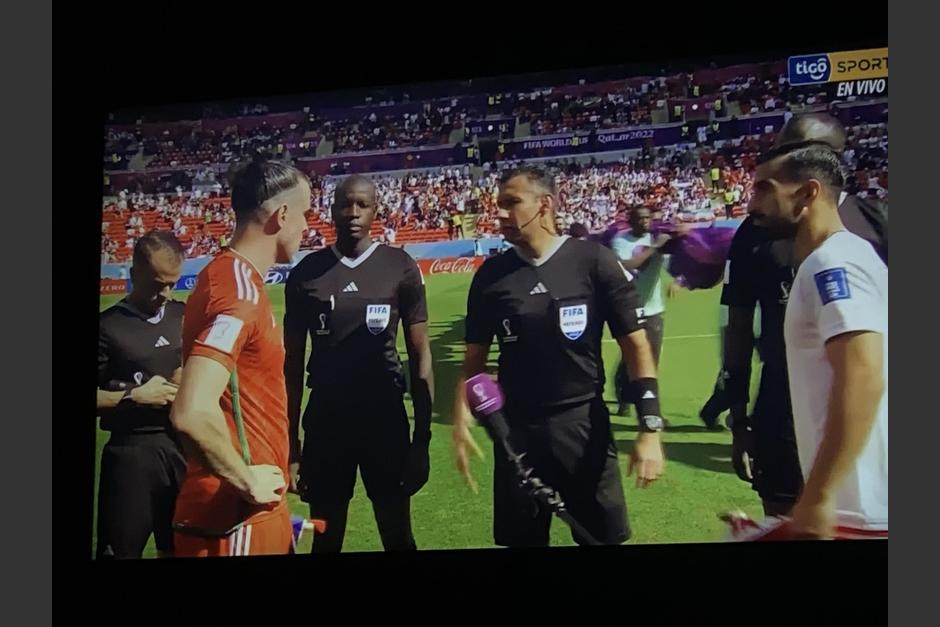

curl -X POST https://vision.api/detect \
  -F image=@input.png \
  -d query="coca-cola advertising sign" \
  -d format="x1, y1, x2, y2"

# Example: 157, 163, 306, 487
417, 256, 485, 275
100, 278, 128, 295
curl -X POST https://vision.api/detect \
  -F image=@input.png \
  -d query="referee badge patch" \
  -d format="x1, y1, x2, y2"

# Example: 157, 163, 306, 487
559, 304, 588, 340
366, 304, 391, 335
814, 267, 851, 305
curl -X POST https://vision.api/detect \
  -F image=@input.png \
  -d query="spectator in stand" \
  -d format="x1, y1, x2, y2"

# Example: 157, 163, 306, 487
568, 222, 590, 240
724, 188, 735, 220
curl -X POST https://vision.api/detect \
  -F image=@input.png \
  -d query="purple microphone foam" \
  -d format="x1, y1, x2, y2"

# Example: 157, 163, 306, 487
465, 373, 505, 416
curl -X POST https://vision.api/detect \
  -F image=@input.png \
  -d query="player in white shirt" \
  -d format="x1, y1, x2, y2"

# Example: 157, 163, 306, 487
748, 142, 887, 538
610, 206, 687, 418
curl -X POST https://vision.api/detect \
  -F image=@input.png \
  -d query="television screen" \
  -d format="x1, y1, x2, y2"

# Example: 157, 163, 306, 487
94, 44, 889, 560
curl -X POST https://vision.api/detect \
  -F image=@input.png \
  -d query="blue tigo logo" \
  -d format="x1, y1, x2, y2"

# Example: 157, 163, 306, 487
814, 268, 851, 305
788, 53, 831, 85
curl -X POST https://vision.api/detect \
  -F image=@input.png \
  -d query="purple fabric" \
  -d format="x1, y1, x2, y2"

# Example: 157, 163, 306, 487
659, 225, 737, 289
597, 221, 739, 290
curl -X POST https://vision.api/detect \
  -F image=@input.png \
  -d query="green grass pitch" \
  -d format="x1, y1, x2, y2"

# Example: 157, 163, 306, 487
94, 270, 765, 556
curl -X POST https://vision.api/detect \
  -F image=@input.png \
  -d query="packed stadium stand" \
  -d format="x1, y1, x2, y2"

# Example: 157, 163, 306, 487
102, 57, 887, 263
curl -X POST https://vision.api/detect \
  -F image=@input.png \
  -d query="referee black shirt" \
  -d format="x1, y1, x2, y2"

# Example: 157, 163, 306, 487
465, 235, 643, 412
97, 299, 184, 433
721, 216, 793, 381
285, 242, 428, 395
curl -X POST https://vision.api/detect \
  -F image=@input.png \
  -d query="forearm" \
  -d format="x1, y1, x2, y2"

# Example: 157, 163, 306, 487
97, 389, 125, 410
454, 346, 488, 429
619, 247, 660, 271
173, 407, 254, 497
408, 348, 434, 441
800, 370, 884, 506
619, 330, 657, 380
284, 352, 306, 461
723, 310, 755, 416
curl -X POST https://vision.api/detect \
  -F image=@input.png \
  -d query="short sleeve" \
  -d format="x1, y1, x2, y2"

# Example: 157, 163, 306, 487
595, 245, 642, 338
399, 255, 429, 327
811, 260, 887, 343
188, 265, 259, 372
720, 224, 758, 309
464, 265, 493, 346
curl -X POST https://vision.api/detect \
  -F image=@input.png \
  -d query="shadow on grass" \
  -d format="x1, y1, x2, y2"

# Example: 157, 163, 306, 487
615, 439, 735, 475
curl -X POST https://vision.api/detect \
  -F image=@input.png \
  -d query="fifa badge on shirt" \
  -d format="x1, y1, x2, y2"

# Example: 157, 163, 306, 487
814, 267, 851, 305
559, 305, 588, 340
366, 304, 391, 335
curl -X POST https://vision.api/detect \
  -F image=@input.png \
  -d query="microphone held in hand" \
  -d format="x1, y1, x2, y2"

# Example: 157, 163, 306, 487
464, 373, 601, 546
465, 373, 511, 443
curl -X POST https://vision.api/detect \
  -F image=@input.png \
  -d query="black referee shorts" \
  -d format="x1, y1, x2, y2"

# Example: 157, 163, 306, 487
96, 431, 186, 559
300, 382, 411, 511
494, 397, 630, 547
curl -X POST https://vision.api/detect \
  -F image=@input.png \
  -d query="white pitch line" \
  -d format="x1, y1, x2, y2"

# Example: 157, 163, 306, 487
603, 333, 718, 342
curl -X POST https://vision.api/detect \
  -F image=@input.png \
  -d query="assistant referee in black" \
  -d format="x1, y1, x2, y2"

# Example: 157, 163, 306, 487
285, 174, 435, 553
452, 165, 666, 547
96, 231, 187, 558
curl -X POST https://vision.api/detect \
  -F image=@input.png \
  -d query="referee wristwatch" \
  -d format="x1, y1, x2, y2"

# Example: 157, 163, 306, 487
639, 415, 665, 433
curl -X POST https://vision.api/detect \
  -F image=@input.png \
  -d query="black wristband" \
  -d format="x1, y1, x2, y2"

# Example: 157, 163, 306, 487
632, 377, 662, 419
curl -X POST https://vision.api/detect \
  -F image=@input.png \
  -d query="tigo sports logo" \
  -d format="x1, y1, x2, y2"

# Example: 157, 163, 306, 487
789, 53, 831, 85
789, 48, 888, 86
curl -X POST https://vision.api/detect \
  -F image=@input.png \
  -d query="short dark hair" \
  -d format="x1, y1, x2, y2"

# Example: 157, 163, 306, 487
769, 144, 846, 192
568, 222, 589, 238
775, 112, 847, 152
499, 165, 558, 197
132, 230, 185, 269
334, 174, 377, 205
228, 158, 308, 221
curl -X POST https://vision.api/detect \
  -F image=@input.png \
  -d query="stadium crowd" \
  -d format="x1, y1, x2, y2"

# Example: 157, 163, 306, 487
101, 119, 888, 264
105, 64, 846, 173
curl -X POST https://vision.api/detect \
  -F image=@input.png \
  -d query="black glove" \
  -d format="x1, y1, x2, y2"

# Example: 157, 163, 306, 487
731, 416, 755, 484
401, 439, 430, 497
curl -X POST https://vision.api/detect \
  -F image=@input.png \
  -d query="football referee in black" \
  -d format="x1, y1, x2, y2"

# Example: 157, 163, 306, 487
284, 174, 434, 552
452, 165, 666, 547
96, 231, 187, 558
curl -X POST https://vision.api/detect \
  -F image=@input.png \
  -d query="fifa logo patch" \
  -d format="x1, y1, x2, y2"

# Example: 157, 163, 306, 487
316, 312, 331, 336
366, 304, 391, 335
814, 268, 851, 305
559, 305, 588, 340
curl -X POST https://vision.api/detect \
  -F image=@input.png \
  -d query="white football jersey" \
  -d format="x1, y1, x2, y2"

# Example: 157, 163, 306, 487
784, 231, 888, 529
